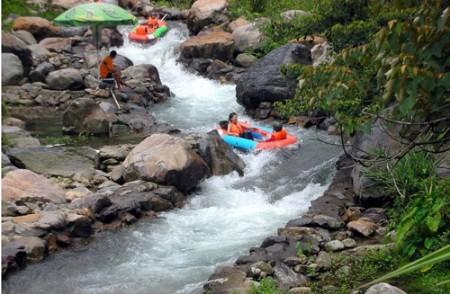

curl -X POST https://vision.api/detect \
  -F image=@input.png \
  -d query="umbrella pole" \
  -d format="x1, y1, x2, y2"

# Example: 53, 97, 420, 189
94, 25, 100, 80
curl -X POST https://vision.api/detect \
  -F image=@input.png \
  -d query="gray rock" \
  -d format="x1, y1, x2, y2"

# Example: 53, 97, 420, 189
28, 44, 50, 60
62, 97, 116, 136
324, 240, 345, 252
365, 283, 407, 294
2, 31, 33, 73
2, 126, 41, 148
273, 262, 308, 290
29, 62, 55, 82
342, 238, 357, 248
186, 0, 229, 35
287, 214, 344, 230
66, 213, 92, 238
232, 21, 263, 52
280, 10, 310, 21
236, 44, 311, 109
288, 287, 312, 294
46, 68, 84, 90
315, 251, 331, 269
34, 211, 66, 230
122, 64, 162, 84
7, 146, 99, 178
8, 236, 47, 262
12, 30, 37, 45
2, 53, 24, 85
235, 53, 257, 68
204, 266, 252, 294
99, 144, 134, 161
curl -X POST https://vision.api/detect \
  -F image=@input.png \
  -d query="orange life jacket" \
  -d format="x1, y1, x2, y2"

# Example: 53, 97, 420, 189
228, 122, 244, 136
135, 25, 147, 35
268, 129, 287, 142
148, 17, 159, 29
99, 56, 114, 78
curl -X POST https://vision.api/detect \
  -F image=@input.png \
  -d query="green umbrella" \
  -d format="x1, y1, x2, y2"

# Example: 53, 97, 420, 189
54, 2, 137, 77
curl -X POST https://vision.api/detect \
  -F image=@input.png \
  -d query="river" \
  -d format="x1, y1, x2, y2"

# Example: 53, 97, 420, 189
3, 23, 341, 294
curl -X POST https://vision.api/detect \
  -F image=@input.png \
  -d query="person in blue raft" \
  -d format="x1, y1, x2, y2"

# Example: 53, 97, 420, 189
226, 112, 256, 140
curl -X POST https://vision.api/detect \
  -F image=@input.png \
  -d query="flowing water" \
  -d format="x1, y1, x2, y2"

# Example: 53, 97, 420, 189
3, 23, 341, 294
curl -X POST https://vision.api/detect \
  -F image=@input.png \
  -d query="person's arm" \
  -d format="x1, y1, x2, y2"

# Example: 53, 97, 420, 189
265, 134, 275, 142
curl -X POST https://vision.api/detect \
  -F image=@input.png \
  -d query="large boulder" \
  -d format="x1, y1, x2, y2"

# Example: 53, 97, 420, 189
39, 37, 72, 52
204, 266, 253, 294
187, 0, 229, 34
62, 97, 116, 136
122, 64, 162, 84
29, 62, 55, 82
180, 31, 234, 61
183, 131, 245, 176
232, 21, 263, 52
12, 17, 60, 41
7, 146, 99, 178
2, 53, 24, 85
2, 31, 33, 73
280, 10, 310, 21
236, 44, 311, 109
2, 169, 66, 204
2, 126, 41, 148
28, 44, 51, 60
46, 68, 84, 90
122, 134, 210, 192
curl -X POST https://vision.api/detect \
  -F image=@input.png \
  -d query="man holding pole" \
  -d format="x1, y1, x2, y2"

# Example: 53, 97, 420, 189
99, 50, 130, 91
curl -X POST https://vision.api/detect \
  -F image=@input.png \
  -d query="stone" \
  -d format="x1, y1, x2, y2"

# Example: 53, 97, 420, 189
235, 53, 257, 68
232, 21, 263, 52
187, 0, 229, 34
2, 126, 41, 148
280, 10, 310, 21
236, 44, 311, 109
315, 251, 331, 269
8, 236, 47, 262
148, 195, 173, 212
34, 211, 66, 230
349, 244, 395, 256
204, 266, 252, 294
286, 214, 344, 230
2, 169, 66, 204
12, 30, 37, 45
122, 134, 209, 192
342, 238, 357, 248
284, 256, 307, 267
228, 17, 249, 32
2, 53, 24, 85
365, 283, 407, 294
12, 16, 60, 41
3, 118, 26, 129
183, 131, 245, 176
261, 235, 288, 248
181, 31, 234, 61
336, 265, 351, 278
343, 207, 364, 222
28, 44, 51, 60
62, 97, 116, 136
29, 62, 55, 82
46, 68, 84, 90
250, 261, 273, 275
8, 146, 98, 178
66, 213, 92, 238
324, 240, 345, 252
52, 0, 91, 9
122, 64, 162, 84
39, 37, 72, 52
273, 262, 308, 290
288, 287, 312, 294
347, 219, 377, 237
65, 186, 93, 201
2, 31, 33, 73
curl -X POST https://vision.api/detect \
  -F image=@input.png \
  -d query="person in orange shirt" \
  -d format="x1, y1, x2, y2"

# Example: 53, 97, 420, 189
227, 112, 254, 139
265, 123, 287, 142
99, 50, 130, 90
147, 14, 160, 31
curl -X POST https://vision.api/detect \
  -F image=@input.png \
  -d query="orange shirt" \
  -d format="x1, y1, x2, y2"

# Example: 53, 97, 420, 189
266, 129, 287, 142
148, 17, 159, 29
99, 56, 114, 78
227, 122, 245, 136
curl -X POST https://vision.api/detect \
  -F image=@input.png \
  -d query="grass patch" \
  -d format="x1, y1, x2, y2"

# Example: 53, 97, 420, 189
250, 277, 286, 294
228, 0, 314, 20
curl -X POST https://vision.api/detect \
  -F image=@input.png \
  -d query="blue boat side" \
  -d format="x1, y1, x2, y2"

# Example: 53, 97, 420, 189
222, 135, 257, 151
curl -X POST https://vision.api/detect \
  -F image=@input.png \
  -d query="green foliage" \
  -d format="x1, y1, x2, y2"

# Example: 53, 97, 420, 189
362, 245, 450, 289
152, 0, 193, 9
275, 45, 382, 135
369, 152, 450, 257
326, 20, 378, 52
228, 0, 314, 20
249, 277, 285, 294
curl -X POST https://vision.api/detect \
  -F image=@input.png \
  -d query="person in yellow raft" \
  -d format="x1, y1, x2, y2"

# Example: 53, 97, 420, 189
99, 50, 130, 90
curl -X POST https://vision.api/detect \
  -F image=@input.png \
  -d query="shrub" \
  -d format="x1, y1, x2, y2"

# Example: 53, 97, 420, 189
326, 20, 378, 51
249, 277, 285, 294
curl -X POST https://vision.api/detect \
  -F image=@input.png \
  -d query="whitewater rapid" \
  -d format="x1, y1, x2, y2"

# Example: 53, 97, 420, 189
3, 22, 341, 294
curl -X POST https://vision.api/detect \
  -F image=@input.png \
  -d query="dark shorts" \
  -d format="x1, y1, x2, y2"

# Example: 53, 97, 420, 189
105, 72, 113, 79
240, 131, 254, 140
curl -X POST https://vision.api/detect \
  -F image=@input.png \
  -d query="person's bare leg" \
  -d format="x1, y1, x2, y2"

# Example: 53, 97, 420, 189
114, 71, 131, 90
